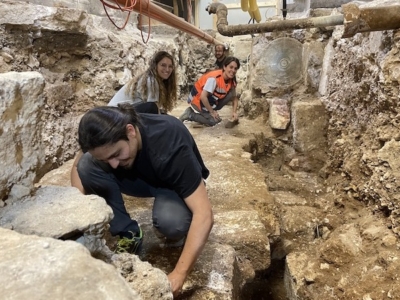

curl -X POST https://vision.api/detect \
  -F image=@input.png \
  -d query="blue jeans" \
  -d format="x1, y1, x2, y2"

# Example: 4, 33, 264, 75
77, 153, 192, 240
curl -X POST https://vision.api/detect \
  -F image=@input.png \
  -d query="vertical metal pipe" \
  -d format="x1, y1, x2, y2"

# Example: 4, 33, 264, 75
282, 0, 287, 19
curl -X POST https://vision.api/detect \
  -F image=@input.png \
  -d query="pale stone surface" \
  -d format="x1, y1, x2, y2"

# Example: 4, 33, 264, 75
303, 41, 325, 91
319, 224, 363, 266
268, 97, 290, 130
0, 0, 88, 33
251, 37, 303, 91
285, 252, 307, 300
0, 228, 141, 300
0, 72, 46, 199
318, 37, 335, 96
0, 186, 113, 255
112, 253, 173, 300
278, 205, 320, 240
180, 242, 239, 299
378, 139, 400, 175
292, 99, 328, 162
36, 158, 74, 187
210, 210, 271, 272
0, 186, 112, 239
271, 191, 308, 206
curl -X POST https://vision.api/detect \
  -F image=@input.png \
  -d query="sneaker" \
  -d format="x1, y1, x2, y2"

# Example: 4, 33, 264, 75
115, 228, 143, 254
179, 107, 192, 122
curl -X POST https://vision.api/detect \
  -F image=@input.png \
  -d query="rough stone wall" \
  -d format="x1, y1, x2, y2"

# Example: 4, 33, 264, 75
322, 27, 400, 235
240, 26, 331, 173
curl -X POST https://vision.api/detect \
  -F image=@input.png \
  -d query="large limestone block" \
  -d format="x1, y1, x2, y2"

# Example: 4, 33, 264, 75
0, 228, 140, 300
0, 0, 88, 33
278, 205, 320, 240
230, 36, 253, 62
268, 97, 290, 130
140, 239, 240, 299
0, 186, 113, 239
210, 210, 270, 272
318, 37, 335, 96
10, 0, 106, 16
292, 99, 328, 161
37, 159, 74, 187
182, 242, 239, 299
0, 72, 46, 198
319, 223, 363, 266
112, 253, 173, 300
378, 139, 400, 176
285, 251, 321, 300
271, 191, 308, 206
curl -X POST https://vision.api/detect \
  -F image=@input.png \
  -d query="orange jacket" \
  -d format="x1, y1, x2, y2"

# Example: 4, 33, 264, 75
188, 69, 236, 111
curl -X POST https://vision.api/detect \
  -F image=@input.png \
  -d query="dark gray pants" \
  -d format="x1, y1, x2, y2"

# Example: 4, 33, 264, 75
190, 89, 235, 126
77, 153, 192, 240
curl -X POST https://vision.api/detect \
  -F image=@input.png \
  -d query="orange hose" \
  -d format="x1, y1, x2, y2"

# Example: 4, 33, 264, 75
101, 0, 223, 45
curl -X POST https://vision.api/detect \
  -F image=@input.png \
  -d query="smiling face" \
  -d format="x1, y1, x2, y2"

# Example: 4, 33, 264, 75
215, 45, 225, 61
89, 124, 140, 169
222, 61, 238, 80
156, 57, 174, 80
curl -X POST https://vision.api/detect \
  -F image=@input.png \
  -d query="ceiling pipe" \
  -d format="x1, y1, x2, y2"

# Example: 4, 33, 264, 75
206, 2, 344, 37
342, 1, 400, 38
310, 0, 374, 9
207, 1, 400, 38
102, 0, 224, 45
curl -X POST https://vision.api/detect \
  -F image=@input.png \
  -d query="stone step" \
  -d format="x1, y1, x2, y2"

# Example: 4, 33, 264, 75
0, 185, 113, 254
0, 227, 145, 300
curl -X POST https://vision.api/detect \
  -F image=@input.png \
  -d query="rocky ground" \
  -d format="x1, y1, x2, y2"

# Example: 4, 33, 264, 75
98, 101, 400, 299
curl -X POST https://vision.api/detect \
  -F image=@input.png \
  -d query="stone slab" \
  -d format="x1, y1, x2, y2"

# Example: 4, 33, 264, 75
0, 186, 113, 239
210, 210, 271, 272
0, 228, 140, 300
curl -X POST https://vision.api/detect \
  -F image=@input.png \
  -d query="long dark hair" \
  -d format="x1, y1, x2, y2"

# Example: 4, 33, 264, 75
78, 104, 141, 152
126, 51, 178, 112
222, 56, 241, 70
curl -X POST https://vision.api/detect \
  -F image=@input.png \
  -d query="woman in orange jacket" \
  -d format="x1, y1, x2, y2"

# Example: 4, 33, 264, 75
179, 56, 240, 127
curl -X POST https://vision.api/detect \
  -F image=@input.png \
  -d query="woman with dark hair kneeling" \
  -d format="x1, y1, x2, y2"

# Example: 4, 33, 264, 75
179, 56, 240, 127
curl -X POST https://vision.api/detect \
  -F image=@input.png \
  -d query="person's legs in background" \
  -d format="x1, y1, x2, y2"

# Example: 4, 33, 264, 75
180, 104, 221, 126
214, 89, 234, 110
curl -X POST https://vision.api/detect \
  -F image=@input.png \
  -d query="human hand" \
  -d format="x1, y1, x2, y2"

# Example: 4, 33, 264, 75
232, 111, 238, 121
168, 271, 186, 298
211, 110, 221, 121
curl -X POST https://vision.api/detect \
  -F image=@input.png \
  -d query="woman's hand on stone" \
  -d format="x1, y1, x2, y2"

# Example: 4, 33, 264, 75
211, 110, 221, 121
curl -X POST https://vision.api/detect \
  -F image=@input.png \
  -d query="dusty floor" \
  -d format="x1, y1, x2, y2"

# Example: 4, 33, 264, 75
36, 98, 399, 299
